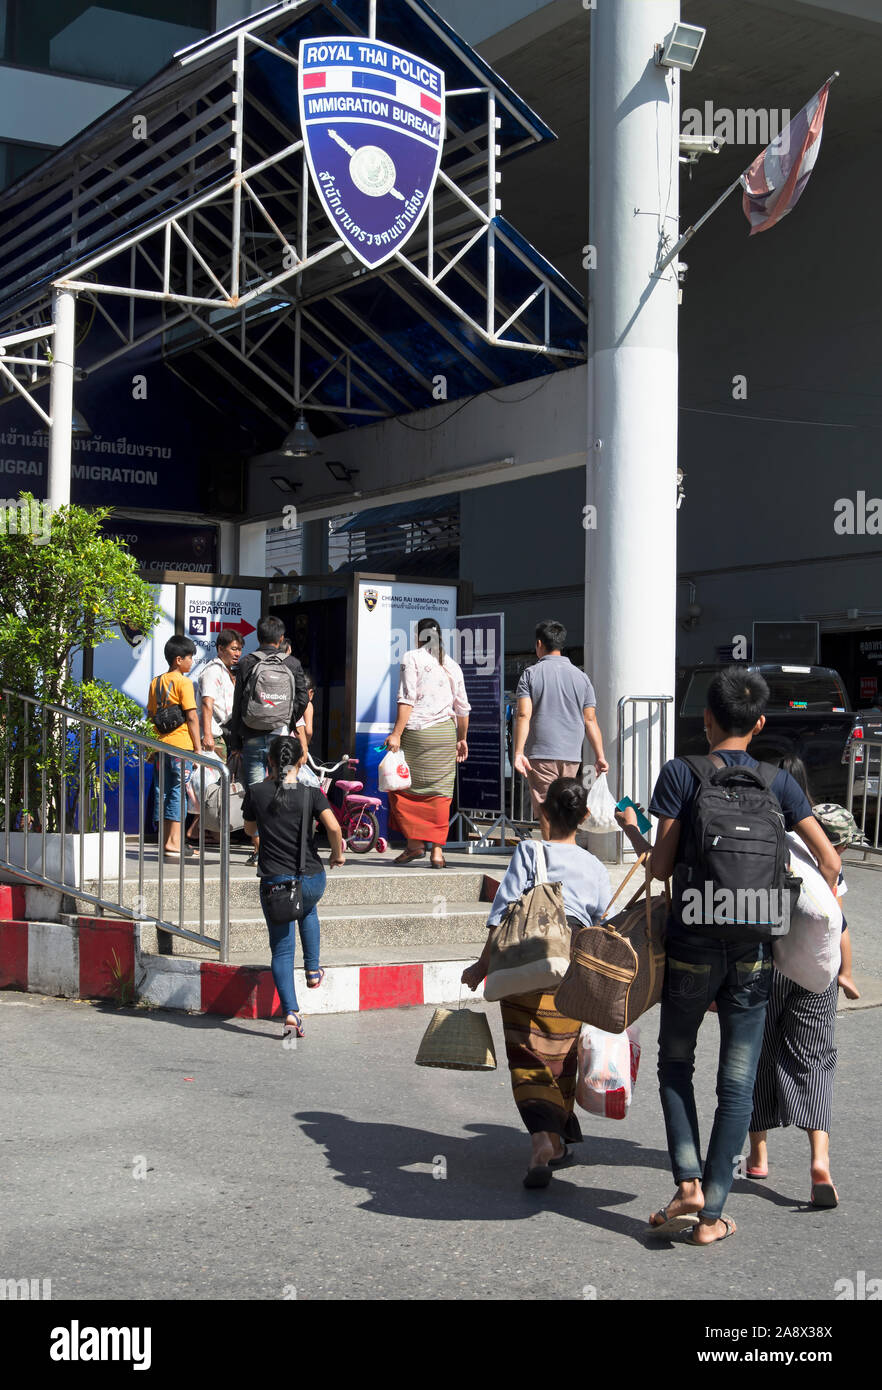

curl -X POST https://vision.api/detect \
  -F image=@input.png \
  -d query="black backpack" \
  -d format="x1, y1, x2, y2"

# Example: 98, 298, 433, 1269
672, 754, 801, 941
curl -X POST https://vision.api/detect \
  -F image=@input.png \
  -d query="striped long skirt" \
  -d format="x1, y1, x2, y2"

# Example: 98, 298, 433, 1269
388, 720, 457, 846
499, 990, 584, 1143
750, 969, 838, 1134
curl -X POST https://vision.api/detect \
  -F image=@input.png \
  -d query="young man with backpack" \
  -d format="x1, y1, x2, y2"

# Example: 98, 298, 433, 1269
616, 667, 839, 1246
227, 615, 308, 787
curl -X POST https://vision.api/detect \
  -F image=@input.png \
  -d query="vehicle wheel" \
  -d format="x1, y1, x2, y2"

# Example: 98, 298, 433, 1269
376, 837, 388, 853
346, 811, 379, 853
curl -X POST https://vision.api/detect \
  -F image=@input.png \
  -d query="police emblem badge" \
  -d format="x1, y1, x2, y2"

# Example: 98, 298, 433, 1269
299, 36, 445, 268
364, 589, 379, 612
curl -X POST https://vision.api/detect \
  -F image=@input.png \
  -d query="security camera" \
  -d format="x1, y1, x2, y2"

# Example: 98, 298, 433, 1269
679, 134, 722, 157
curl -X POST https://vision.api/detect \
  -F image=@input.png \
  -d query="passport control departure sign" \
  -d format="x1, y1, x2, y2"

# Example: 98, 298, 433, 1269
298, 37, 445, 268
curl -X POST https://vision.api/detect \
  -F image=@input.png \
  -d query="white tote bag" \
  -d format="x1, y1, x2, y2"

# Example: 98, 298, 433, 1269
378, 749, 412, 792
772, 833, 842, 993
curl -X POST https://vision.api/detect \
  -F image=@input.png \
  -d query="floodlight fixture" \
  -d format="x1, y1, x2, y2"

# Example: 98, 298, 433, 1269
655, 23, 706, 72
325, 459, 359, 484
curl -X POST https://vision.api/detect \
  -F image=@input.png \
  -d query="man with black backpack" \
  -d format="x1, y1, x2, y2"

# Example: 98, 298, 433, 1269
616, 667, 839, 1247
227, 615, 309, 799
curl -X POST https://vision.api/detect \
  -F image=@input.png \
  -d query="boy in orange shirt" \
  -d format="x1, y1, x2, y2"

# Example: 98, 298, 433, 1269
147, 634, 202, 860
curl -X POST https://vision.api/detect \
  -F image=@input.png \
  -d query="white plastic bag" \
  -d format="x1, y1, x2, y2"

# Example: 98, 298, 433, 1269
772, 833, 842, 993
576, 1024, 641, 1120
184, 754, 223, 810
378, 749, 412, 792
584, 771, 618, 832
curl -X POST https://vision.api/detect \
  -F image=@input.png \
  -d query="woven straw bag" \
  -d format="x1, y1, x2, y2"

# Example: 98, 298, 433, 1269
554, 854, 669, 1033
482, 841, 573, 1002
415, 1001, 497, 1071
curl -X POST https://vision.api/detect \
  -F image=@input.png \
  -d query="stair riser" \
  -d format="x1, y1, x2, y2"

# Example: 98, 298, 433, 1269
80, 870, 488, 914
140, 911, 489, 956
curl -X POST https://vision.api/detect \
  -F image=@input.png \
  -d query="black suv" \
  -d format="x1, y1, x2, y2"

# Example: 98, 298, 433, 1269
675, 664, 867, 804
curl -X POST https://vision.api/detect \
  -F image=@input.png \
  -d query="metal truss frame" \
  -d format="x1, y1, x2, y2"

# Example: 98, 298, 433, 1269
0, 0, 586, 446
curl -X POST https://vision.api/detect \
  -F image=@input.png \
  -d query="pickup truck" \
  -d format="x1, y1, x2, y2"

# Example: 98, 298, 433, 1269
675, 663, 879, 805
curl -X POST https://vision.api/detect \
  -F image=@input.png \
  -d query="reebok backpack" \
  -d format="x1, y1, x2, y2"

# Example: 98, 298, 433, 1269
242, 651, 296, 732
671, 754, 801, 941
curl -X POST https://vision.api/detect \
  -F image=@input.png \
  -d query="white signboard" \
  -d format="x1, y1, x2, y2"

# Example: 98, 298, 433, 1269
184, 584, 261, 682
71, 582, 177, 711
354, 579, 457, 734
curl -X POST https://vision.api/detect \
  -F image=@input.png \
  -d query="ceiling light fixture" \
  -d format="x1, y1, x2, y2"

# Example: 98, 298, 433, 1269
280, 410, 321, 458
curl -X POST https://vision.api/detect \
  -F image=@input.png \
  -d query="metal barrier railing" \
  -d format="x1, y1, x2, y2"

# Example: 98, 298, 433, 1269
0, 688, 231, 960
616, 695, 673, 863
508, 767, 538, 826
846, 734, 882, 857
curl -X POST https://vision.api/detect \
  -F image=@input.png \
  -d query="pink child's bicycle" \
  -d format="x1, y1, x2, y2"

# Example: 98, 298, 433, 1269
307, 752, 388, 855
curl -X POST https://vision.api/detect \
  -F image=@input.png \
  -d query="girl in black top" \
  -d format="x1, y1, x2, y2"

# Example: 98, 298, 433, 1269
242, 736, 344, 1038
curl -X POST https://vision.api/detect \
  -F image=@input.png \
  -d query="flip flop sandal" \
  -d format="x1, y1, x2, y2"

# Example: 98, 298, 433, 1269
523, 1164, 553, 1189
681, 1215, 736, 1246
811, 1182, 839, 1208
306, 968, 325, 990
548, 1141, 576, 1170
746, 1166, 769, 1179
282, 1014, 305, 1040
647, 1202, 701, 1238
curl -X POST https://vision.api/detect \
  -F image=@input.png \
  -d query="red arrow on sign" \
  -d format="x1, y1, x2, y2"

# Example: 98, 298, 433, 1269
209, 619, 255, 637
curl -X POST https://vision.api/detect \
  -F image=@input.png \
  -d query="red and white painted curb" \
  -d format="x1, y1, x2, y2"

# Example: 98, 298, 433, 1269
0, 888, 483, 1017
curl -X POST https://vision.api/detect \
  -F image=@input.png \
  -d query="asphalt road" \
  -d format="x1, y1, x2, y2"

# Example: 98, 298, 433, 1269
2, 985, 879, 1303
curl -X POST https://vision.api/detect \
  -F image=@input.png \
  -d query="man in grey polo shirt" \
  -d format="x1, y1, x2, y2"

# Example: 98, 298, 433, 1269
513, 619, 608, 837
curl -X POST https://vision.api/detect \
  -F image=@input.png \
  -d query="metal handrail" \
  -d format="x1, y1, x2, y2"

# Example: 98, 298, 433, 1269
0, 688, 232, 960
616, 695, 673, 863
846, 735, 882, 857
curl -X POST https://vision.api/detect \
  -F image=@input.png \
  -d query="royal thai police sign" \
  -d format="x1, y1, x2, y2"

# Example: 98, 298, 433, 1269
298, 37, 445, 268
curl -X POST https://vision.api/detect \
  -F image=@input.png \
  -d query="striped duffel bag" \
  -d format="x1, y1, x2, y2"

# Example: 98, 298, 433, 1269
554, 854, 669, 1033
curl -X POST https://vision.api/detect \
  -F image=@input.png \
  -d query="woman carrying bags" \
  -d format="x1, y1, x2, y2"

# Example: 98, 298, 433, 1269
462, 778, 612, 1188
385, 618, 470, 869
242, 735, 345, 1039
747, 758, 861, 1208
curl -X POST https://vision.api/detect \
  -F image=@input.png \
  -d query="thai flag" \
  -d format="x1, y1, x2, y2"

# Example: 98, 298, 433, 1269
741, 78, 834, 235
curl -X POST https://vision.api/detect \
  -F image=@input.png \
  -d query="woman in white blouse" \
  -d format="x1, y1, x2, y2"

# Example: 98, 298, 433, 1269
385, 618, 470, 868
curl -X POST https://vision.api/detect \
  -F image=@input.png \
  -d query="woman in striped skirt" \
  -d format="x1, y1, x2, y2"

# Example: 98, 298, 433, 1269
748, 762, 854, 1208
385, 619, 470, 869
462, 779, 612, 1188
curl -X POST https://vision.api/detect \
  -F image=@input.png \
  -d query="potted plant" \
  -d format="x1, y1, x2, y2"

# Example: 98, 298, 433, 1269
0, 492, 159, 889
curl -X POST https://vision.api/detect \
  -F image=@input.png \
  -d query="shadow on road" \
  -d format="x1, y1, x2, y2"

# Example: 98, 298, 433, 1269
295, 1110, 676, 1244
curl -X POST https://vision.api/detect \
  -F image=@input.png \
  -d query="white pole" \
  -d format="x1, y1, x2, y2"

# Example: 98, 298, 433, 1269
48, 286, 76, 509
586, 0, 681, 838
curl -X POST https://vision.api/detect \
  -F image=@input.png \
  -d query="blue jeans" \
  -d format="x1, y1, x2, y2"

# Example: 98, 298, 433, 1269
241, 733, 274, 788
657, 930, 773, 1221
260, 869, 326, 1016
153, 751, 194, 825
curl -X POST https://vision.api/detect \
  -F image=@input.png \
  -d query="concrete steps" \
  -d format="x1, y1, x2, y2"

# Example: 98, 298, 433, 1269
144, 902, 491, 956
76, 846, 636, 969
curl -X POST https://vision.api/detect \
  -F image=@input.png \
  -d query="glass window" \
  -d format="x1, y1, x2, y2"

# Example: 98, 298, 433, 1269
680, 670, 715, 717
762, 671, 850, 712
2, 2, 215, 82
